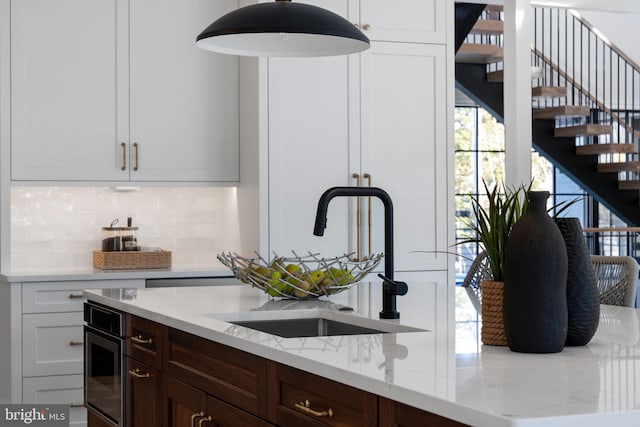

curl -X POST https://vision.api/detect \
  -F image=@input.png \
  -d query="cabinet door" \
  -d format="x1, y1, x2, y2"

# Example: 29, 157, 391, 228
378, 397, 468, 427
11, 0, 129, 181
166, 376, 206, 427
125, 357, 163, 427
360, 42, 448, 271
23, 374, 86, 427
267, 59, 355, 256
359, 0, 446, 44
129, 0, 239, 182
206, 394, 274, 427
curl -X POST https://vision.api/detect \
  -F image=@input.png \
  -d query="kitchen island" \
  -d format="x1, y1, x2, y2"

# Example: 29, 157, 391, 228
84, 281, 640, 427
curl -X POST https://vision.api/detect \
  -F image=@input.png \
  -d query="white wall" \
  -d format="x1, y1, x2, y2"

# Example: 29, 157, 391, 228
579, 10, 640, 67
10, 187, 244, 271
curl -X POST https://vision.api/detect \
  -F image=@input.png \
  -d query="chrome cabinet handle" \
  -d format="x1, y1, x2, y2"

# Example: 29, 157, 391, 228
69, 340, 83, 346
128, 368, 150, 379
190, 411, 204, 427
198, 416, 212, 426
133, 142, 139, 171
131, 335, 153, 345
294, 400, 333, 418
68, 293, 84, 299
121, 142, 127, 171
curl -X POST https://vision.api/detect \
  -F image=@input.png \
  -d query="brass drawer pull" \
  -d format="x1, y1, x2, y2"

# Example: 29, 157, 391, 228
190, 411, 204, 427
69, 403, 85, 408
294, 400, 333, 418
121, 142, 127, 171
69, 340, 83, 346
198, 415, 212, 426
133, 142, 139, 171
68, 293, 84, 299
128, 368, 150, 379
131, 335, 153, 345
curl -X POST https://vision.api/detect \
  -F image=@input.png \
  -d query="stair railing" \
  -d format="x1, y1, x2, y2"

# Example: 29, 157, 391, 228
532, 7, 640, 172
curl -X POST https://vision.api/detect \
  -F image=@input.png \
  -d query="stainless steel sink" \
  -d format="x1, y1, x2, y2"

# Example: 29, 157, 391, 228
208, 309, 426, 338
231, 317, 390, 338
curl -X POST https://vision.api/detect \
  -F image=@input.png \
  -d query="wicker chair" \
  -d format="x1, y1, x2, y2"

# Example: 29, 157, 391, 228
460, 252, 493, 312
591, 255, 639, 308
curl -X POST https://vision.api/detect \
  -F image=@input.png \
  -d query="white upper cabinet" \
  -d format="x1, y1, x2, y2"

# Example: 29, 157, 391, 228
356, 0, 446, 44
10, 0, 239, 183
11, 0, 127, 181
128, 0, 239, 182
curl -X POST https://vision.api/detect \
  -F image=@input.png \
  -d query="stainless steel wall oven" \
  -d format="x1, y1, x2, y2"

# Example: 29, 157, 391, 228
84, 301, 124, 426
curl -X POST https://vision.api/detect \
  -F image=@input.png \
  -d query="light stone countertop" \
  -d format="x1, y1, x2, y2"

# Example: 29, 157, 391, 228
1, 266, 232, 283
84, 282, 640, 427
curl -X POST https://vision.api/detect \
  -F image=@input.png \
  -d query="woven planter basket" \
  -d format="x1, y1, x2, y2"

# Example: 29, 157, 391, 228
481, 280, 507, 346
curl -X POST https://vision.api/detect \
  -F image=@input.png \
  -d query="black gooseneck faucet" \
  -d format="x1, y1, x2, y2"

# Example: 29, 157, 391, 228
313, 186, 408, 319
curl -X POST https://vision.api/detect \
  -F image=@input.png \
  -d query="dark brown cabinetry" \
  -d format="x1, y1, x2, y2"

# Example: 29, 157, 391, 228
87, 309, 467, 427
167, 376, 273, 427
270, 363, 377, 426
379, 398, 468, 427
124, 314, 166, 427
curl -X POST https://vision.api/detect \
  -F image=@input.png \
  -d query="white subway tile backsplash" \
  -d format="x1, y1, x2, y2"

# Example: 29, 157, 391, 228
11, 186, 241, 270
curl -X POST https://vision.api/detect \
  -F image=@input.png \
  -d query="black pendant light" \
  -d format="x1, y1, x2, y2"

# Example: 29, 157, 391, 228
196, 0, 370, 57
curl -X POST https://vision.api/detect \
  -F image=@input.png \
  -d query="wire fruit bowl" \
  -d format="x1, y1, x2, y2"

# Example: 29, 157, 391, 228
217, 251, 384, 299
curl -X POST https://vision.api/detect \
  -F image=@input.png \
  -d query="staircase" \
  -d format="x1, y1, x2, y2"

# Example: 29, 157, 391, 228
455, 4, 640, 226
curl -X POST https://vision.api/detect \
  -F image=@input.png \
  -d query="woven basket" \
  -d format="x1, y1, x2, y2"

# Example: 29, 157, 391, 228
481, 280, 507, 346
93, 250, 171, 270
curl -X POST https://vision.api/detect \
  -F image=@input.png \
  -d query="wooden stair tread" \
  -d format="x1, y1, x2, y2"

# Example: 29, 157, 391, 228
533, 105, 591, 119
456, 43, 503, 64
487, 67, 544, 83
532, 86, 567, 97
576, 143, 635, 155
598, 162, 640, 173
618, 181, 640, 190
555, 124, 611, 137
487, 70, 503, 82
485, 5, 503, 13
469, 20, 503, 35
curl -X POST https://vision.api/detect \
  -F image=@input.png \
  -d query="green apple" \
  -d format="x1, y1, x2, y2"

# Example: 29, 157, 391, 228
266, 271, 285, 296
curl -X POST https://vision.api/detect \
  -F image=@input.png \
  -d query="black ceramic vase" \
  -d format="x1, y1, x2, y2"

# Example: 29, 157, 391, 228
555, 217, 600, 346
503, 191, 568, 353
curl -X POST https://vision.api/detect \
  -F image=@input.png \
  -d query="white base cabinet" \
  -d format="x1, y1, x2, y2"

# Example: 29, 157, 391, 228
0, 278, 145, 427
23, 375, 86, 427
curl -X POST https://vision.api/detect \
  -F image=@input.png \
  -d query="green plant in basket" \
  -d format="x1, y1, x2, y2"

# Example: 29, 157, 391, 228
457, 180, 580, 282
457, 180, 531, 282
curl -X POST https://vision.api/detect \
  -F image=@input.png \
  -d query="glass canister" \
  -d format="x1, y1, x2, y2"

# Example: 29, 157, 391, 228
120, 226, 139, 251
101, 226, 121, 252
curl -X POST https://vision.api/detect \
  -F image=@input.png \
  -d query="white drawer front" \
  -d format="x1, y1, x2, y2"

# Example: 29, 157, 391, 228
23, 312, 85, 376
22, 279, 144, 313
23, 374, 87, 427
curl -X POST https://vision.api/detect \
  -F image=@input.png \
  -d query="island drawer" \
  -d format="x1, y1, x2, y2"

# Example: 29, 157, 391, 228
125, 314, 167, 370
167, 328, 268, 418
270, 363, 377, 427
